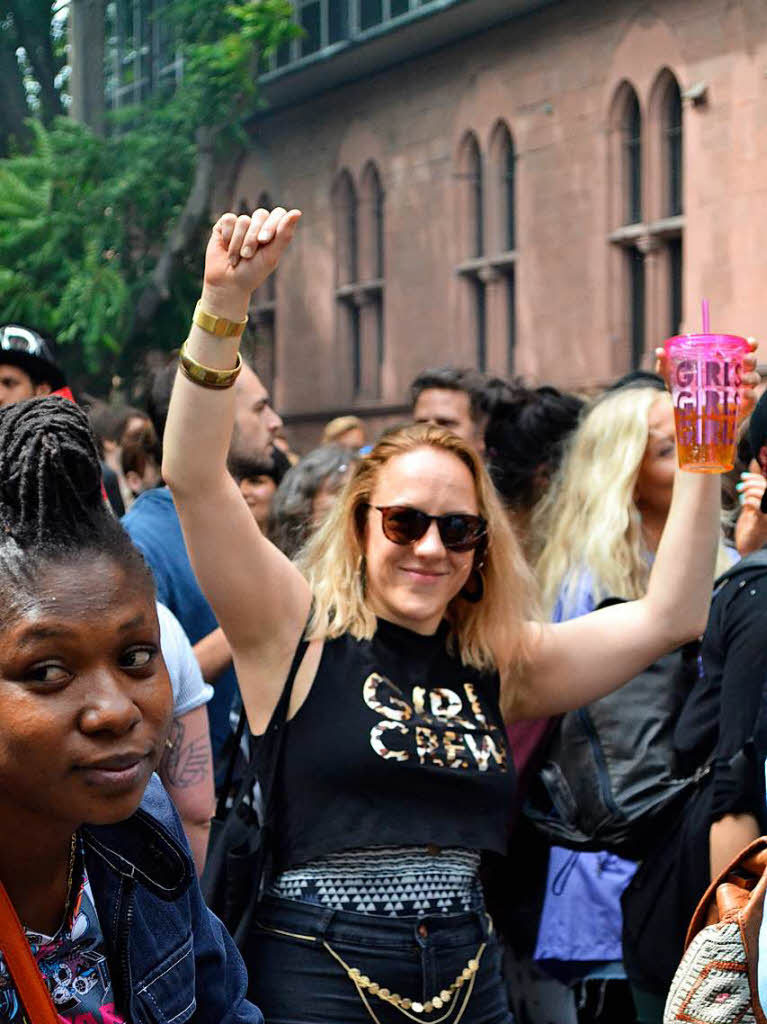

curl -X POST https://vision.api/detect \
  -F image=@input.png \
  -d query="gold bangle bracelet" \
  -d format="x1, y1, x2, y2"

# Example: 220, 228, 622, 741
192, 300, 248, 338
178, 342, 242, 390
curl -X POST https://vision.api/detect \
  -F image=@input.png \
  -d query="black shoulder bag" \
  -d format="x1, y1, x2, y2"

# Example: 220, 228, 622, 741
201, 632, 309, 948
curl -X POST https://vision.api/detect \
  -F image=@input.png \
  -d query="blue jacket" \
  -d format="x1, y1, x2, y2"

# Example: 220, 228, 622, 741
123, 487, 238, 759
82, 776, 262, 1024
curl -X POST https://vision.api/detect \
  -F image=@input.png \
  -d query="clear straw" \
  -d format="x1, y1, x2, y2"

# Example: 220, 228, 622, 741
702, 299, 710, 334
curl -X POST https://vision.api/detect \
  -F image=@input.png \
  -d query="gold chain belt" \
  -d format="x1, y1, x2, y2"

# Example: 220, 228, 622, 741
323, 937, 487, 1024
254, 918, 490, 1024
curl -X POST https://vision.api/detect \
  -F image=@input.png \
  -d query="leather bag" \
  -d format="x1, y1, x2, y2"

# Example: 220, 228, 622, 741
525, 556, 767, 859
0, 881, 59, 1024
524, 601, 702, 859
664, 836, 767, 1024
201, 632, 308, 948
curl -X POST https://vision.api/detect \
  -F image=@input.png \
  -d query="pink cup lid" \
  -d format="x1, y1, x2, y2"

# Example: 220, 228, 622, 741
664, 333, 749, 354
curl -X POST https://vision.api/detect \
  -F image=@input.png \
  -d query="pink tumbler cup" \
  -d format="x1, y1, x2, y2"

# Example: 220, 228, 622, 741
664, 333, 749, 473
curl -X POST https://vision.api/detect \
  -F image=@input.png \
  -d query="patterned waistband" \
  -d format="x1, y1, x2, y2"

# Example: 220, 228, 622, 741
267, 846, 482, 918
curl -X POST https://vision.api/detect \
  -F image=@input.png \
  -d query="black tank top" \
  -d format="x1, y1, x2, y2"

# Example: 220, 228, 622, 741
273, 618, 515, 871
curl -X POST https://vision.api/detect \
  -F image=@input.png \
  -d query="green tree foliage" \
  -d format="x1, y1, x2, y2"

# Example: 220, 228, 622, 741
164, 0, 299, 128
0, 0, 298, 390
0, 117, 187, 376
0, 0, 65, 153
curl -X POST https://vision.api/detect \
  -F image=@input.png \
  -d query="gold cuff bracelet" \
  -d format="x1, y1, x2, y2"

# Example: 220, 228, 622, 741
178, 342, 242, 389
192, 301, 248, 338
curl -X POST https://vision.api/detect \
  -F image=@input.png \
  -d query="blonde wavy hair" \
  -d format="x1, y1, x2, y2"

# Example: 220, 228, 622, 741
534, 387, 733, 617
300, 423, 539, 677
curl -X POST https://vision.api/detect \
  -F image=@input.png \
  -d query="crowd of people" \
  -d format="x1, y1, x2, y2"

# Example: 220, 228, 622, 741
0, 207, 766, 1024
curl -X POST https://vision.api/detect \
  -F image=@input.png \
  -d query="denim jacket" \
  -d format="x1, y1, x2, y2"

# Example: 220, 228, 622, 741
81, 775, 263, 1024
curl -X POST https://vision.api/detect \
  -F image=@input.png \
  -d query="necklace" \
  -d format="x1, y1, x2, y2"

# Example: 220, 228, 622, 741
18, 832, 78, 934
65, 833, 78, 908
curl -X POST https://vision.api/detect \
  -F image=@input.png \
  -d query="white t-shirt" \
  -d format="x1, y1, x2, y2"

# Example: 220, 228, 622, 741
157, 601, 214, 717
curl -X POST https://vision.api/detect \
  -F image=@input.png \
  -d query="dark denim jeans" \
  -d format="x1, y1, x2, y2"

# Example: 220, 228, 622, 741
243, 895, 513, 1024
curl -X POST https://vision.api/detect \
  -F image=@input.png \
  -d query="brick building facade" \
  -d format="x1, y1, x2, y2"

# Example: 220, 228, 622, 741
228, 0, 767, 449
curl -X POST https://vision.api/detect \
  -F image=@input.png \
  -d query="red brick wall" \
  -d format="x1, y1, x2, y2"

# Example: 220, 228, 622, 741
224, 0, 767, 451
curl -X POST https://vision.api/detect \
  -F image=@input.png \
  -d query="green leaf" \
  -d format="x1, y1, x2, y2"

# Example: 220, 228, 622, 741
0, 0, 296, 388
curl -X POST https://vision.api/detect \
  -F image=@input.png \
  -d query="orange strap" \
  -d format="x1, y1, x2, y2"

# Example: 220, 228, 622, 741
0, 882, 60, 1024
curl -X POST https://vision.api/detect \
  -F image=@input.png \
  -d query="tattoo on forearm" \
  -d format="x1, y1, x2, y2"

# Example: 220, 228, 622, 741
162, 719, 211, 789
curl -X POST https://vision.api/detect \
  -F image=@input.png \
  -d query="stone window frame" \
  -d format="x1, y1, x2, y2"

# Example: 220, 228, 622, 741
333, 163, 386, 399
455, 123, 518, 374
455, 131, 487, 371
358, 161, 386, 396
608, 70, 685, 370
624, 89, 642, 225
653, 70, 684, 338
608, 82, 646, 369
488, 120, 517, 373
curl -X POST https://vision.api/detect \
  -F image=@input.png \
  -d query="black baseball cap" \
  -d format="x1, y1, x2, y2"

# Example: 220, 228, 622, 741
0, 324, 66, 390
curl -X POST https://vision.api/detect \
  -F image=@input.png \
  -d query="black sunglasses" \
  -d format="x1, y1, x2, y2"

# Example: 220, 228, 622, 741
368, 505, 487, 552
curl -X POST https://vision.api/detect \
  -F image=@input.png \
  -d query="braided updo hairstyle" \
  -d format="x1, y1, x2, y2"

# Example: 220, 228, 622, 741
0, 396, 152, 602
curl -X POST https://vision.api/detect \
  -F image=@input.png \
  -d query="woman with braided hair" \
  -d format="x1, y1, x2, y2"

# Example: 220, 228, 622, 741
0, 396, 263, 1024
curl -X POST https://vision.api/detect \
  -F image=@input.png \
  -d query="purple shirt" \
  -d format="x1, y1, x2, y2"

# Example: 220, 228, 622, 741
534, 569, 637, 966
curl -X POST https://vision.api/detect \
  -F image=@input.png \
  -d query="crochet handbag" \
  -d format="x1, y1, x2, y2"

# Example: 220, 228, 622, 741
664, 836, 767, 1024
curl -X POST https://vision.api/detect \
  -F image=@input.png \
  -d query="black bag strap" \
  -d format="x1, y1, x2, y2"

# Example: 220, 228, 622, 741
239, 629, 310, 898
254, 630, 310, 815
213, 623, 311, 819
214, 705, 249, 819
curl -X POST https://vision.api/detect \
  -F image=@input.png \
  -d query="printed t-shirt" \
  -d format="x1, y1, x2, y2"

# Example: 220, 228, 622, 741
0, 856, 126, 1024
760, 757, 767, 1011
273, 617, 514, 873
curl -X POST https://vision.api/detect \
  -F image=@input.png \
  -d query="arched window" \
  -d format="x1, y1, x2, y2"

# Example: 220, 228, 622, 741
360, 162, 384, 281
456, 132, 486, 370
331, 167, 358, 391
608, 83, 645, 369
624, 90, 642, 225
495, 125, 516, 252
333, 170, 358, 286
359, 162, 385, 396
646, 69, 685, 336
664, 77, 683, 217
463, 133, 483, 258
609, 73, 685, 367
332, 170, 361, 395
487, 121, 517, 372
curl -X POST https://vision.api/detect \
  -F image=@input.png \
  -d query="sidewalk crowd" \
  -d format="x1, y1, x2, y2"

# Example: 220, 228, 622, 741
0, 205, 766, 1024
